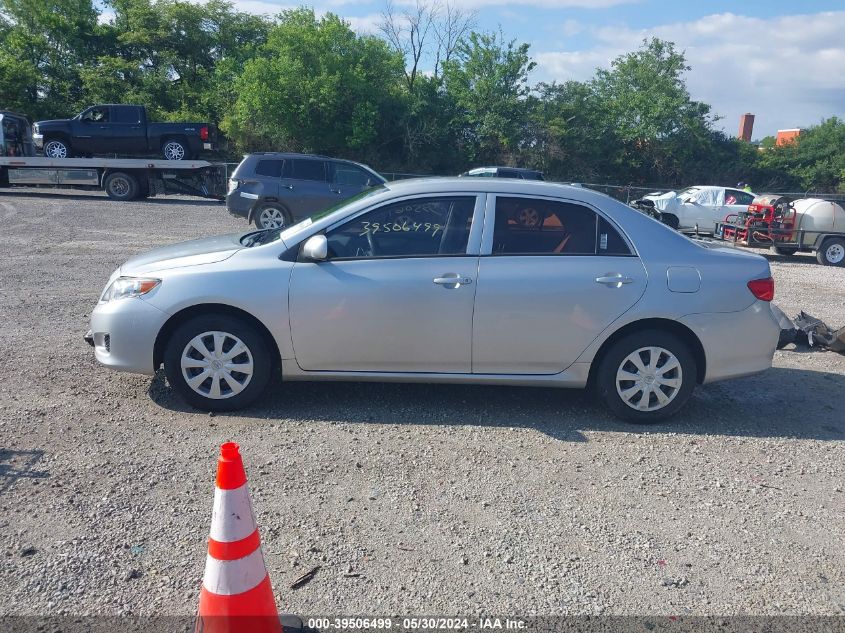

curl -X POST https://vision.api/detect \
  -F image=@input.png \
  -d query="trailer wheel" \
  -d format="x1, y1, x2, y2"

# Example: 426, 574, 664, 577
104, 172, 139, 200
771, 245, 798, 257
816, 238, 845, 267
660, 213, 680, 230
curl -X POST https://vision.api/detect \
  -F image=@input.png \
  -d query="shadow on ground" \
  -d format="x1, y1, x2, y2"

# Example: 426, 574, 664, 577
0, 448, 49, 495
148, 364, 845, 443
0, 190, 222, 206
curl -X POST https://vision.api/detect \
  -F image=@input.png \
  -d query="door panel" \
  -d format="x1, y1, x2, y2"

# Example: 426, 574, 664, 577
289, 258, 478, 372
472, 256, 646, 374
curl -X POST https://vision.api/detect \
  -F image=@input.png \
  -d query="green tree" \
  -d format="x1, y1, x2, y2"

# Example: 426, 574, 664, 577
442, 30, 535, 165
759, 118, 845, 192
226, 8, 405, 160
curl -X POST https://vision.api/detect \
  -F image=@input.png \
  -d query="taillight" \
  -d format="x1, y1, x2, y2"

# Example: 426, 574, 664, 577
200, 126, 209, 141
747, 277, 774, 301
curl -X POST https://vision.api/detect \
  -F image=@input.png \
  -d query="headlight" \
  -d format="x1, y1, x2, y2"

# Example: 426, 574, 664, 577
101, 276, 161, 302
228, 178, 239, 194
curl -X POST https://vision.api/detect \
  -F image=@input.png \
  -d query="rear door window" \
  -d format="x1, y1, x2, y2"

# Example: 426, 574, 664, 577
254, 159, 284, 178
111, 106, 142, 124
491, 197, 631, 256
290, 159, 327, 182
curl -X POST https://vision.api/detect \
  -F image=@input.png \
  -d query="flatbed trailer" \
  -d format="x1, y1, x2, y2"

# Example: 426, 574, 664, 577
0, 156, 226, 200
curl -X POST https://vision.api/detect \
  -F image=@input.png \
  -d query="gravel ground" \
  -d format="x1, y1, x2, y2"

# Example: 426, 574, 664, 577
0, 189, 843, 617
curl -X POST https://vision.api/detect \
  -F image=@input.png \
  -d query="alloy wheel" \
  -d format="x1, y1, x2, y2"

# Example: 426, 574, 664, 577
163, 141, 186, 160
180, 331, 254, 400
258, 207, 287, 229
44, 141, 68, 158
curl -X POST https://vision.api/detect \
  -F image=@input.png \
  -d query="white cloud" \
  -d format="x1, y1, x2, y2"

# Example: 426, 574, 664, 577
344, 13, 383, 34
533, 11, 845, 138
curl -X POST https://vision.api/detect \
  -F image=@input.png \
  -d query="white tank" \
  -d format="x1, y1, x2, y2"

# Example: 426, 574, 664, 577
792, 198, 845, 247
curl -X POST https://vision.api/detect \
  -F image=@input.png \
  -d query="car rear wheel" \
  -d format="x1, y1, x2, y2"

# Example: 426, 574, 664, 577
44, 138, 71, 158
596, 330, 696, 423
816, 238, 845, 267
104, 172, 139, 200
162, 139, 188, 161
163, 314, 272, 411
255, 204, 290, 229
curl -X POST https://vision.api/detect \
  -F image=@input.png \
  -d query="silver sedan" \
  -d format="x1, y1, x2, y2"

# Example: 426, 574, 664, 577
87, 178, 781, 422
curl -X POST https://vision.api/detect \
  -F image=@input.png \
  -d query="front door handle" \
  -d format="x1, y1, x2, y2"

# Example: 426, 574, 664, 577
330, 188, 342, 194
596, 273, 634, 287
282, 184, 293, 190
433, 275, 473, 287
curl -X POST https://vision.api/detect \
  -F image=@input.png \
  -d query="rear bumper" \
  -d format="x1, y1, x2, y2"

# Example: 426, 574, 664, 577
226, 190, 256, 219
680, 301, 780, 384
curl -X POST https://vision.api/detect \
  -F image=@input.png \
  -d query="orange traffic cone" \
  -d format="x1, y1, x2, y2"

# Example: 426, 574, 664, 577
196, 442, 283, 633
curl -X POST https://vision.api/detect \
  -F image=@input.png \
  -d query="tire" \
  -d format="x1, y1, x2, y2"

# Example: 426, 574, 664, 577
162, 139, 188, 161
254, 203, 291, 229
163, 314, 273, 411
771, 244, 798, 256
816, 238, 845, 267
595, 329, 697, 423
660, 213, 680, 230
43, 138, 71, 159
103, 172, 139, 200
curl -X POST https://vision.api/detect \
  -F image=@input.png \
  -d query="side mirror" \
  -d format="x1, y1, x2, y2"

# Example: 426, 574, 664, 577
301, 234, 328, 261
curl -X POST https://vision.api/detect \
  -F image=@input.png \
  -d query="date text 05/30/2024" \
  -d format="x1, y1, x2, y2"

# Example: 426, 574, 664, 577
307, 618, 527, 631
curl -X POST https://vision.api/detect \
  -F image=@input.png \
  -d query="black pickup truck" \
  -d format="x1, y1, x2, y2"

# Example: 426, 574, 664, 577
33, 104, 215, 160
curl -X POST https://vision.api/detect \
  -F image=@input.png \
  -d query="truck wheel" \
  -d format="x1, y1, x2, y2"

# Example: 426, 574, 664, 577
43, 138, 71, 159
104, 172, 139, 200
660, 213, 680, 230
772, 245, 798, 257
816, 238, 845, 267
595, 329, 696, 423
162, 140, 188, 161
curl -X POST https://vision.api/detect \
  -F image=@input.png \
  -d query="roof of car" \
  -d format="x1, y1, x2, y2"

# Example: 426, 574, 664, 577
467, 166, 542, 173
382, 177, 598, 198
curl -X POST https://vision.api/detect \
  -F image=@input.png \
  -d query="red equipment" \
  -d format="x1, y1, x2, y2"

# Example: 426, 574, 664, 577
720, 194, 796, 245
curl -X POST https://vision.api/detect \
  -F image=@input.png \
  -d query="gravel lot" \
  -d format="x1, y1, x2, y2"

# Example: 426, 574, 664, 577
1, 189, 844, 617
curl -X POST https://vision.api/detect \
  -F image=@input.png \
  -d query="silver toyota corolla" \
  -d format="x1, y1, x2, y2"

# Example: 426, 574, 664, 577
87, 178, 780, 422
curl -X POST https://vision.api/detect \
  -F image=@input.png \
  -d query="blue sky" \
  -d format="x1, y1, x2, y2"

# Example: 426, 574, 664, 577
104, 0, 845, 138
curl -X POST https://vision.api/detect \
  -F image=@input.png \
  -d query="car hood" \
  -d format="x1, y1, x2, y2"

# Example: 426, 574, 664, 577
642, 191, 680, 212
120, 233, 244, 275
34, 119, 69, 127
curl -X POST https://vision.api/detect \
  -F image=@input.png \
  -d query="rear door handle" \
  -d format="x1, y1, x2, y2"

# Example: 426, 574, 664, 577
433, 275, 473, 286
330, 188, 342, 194
282, 184, 293, 190
596, 274, 634, 287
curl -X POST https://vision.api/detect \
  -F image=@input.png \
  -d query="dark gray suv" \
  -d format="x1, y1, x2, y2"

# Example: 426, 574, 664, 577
226, 152, 386, 229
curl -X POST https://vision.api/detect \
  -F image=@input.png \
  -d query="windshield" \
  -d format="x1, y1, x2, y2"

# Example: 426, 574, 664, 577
279, 185, 387, 242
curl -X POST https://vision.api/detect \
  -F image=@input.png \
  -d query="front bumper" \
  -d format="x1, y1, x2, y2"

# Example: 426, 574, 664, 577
33, 132, 43, 149
88, 297, 169, 375
680, 301, 781, 384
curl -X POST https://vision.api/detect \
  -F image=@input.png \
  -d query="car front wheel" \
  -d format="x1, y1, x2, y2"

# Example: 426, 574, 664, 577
163, 314, 273, 411
44, 138, 71, 158
596, 330, 696, 423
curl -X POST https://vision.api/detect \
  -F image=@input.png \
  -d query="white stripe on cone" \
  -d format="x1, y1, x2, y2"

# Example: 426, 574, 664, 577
210, 483, 258, 543
202, 548, 269, 596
